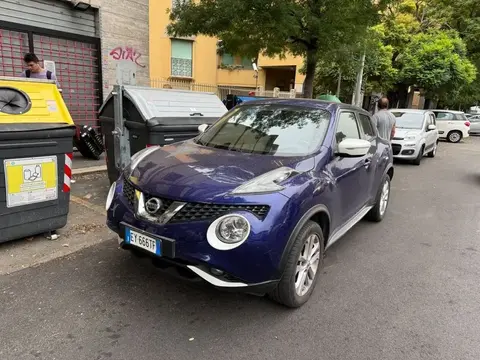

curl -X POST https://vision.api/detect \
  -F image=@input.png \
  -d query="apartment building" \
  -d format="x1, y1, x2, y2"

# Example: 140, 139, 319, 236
149, 0, 306, 93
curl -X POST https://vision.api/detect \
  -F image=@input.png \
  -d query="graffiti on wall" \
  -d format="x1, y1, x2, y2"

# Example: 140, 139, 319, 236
109, 46, 146, 68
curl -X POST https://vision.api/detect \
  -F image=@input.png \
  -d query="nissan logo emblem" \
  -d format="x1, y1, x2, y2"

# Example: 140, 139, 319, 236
145, 197, 162, 215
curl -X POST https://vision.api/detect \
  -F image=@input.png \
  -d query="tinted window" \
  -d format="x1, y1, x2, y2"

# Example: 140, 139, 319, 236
195, 105, 331, 156
390, 112, 424, 129
455, 113, 468, 120
358, 113, 376, 140
336, 112, 360, 143
434, 112, 454, 120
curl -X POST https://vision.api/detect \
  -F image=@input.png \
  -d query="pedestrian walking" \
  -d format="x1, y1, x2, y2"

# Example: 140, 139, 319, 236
372, 97, 396, 141
20, 53, 60, 88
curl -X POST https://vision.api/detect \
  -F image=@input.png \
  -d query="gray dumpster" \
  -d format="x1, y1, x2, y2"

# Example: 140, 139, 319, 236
99, 86, 228, 184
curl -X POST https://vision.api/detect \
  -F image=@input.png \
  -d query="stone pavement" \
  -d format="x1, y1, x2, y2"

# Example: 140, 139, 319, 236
0, 171, 112, 275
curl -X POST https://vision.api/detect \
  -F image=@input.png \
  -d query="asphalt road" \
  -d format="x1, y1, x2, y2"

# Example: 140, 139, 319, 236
2, 137, 480, 360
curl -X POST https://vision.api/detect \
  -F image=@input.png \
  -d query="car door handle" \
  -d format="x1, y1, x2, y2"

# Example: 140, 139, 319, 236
363, 159, 371, 168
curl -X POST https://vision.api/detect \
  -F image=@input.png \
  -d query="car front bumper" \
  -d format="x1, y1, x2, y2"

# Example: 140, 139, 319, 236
107, 177, 293, 292
391, 141, 421, 159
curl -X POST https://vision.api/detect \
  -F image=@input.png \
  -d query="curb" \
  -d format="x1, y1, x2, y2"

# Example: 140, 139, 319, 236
72, 165, 107, 176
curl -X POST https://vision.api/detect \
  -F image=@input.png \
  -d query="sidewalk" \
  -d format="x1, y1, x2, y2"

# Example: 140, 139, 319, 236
0, 171, 113, 275
72, 150, 107, 175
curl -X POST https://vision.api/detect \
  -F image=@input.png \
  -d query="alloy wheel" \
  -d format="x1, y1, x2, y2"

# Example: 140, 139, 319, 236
379, 179, 390, 216
449, 132, 461, 143
295, 234, 321, 297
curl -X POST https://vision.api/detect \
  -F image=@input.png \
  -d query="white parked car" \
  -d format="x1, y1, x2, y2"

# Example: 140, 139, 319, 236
431, 110, 470, 143
389, 109, 439, 166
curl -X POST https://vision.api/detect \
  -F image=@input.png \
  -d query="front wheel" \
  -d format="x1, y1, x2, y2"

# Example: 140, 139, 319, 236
365, 174, 391, 222
270, 221, 324, 308
412, 145, 424, 166
427, 141, 438, 158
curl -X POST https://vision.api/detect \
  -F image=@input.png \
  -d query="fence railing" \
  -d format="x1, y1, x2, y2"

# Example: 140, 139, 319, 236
150, 78, 297, 99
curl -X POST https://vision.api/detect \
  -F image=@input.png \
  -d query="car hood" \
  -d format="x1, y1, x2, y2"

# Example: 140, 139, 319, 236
129, 140, 314, 202
394, 128, 422, 139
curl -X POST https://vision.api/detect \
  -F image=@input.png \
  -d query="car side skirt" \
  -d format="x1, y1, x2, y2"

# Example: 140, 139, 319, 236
325, 205, 373, 250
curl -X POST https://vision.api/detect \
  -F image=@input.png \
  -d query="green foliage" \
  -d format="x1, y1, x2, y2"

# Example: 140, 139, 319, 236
397, 31, 476, 97
313, 25, 397, 99
167, 0, 381, 98
430, 0, 480, 105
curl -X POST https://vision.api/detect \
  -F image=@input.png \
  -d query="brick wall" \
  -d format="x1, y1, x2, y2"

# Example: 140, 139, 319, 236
90, 0, 150, 99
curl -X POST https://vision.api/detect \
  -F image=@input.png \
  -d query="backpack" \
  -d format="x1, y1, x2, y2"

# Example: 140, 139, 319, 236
25, 69, 52, 80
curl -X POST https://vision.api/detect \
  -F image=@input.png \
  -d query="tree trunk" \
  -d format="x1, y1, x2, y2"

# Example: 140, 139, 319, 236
302, 50, 317, 99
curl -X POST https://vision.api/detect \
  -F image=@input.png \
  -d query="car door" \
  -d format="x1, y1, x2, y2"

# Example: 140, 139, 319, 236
424, 113, 437, 151
433, 111, 454, 136
328, 111, 373, 225
471, 116, 480, 133
357, 112, 378, 199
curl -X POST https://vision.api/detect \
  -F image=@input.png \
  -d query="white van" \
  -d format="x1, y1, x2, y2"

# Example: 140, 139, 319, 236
431, 110, 470, 143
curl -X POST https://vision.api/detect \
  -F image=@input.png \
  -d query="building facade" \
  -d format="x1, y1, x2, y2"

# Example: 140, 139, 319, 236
149, 0, 305, 93
0, 0, 149, 129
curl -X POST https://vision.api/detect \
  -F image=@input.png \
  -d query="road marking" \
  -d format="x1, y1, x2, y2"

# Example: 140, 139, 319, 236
70, 195, 105, 215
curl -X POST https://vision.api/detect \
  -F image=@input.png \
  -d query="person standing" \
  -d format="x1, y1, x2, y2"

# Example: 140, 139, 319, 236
19, 53, 60, 88
372, 97, 396, 141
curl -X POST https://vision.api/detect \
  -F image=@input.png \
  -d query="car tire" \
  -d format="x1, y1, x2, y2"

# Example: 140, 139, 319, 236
269, 221, 324, 308
427, 141, 438, 158
365, 174, 391, 223
447, 130, 462, 143
412, 145, 424, 166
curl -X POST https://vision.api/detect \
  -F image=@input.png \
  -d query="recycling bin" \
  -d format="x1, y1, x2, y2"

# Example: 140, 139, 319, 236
0, 77, 76, 243
99, 86, 228, 184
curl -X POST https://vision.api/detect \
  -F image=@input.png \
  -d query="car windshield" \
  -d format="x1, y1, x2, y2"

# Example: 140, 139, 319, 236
390, 112, 424, 129
194, 104, 331, 156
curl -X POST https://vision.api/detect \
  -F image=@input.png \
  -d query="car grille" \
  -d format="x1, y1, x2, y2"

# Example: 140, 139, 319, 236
392, 137, 404, 140
122, 179, 270, 222
392, 144, 401, 155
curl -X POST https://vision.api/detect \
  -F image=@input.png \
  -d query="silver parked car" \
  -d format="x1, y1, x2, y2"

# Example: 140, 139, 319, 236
468, 115, 480, 135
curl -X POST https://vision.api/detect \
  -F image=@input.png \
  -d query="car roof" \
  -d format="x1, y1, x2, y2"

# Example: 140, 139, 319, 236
430, 109, 465, 114
389, 108, 431, 114
235, 97, 370, 115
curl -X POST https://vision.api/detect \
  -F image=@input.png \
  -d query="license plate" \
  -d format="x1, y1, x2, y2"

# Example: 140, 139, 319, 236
125, 228, 162, 256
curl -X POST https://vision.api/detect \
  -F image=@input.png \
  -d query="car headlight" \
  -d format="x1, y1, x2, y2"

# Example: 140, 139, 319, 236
123, 146, 160, 177
207, 214, 251, 250
105, 181, 117, 211
231, 167, 301, 195
404, 135, 417, 141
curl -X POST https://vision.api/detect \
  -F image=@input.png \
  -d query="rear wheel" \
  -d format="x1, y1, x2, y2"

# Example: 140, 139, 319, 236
365, 174, 391, 222
427, 141, 438, 158
447, 130, 462, 143
270, 221, 324, 308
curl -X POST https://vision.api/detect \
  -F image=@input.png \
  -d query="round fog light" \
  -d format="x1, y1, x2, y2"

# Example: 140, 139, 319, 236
217, 216, 249, 244
207, 214, 251, 251
105, 181, 117, 211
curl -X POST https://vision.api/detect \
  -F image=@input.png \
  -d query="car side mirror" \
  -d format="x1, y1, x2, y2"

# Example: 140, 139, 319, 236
198, 124, 209, 133
336, 138, 371, 157
427, 124, 436, 131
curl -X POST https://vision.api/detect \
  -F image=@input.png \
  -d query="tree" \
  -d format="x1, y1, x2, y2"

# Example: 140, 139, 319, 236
397, 30, 476, 101
167, 0, 382, 98
429, 0, 480, 107
313, 25, 397, 101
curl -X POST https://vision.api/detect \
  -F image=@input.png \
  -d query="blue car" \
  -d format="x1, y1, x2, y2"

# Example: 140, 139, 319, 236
106, 98, 394, 308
